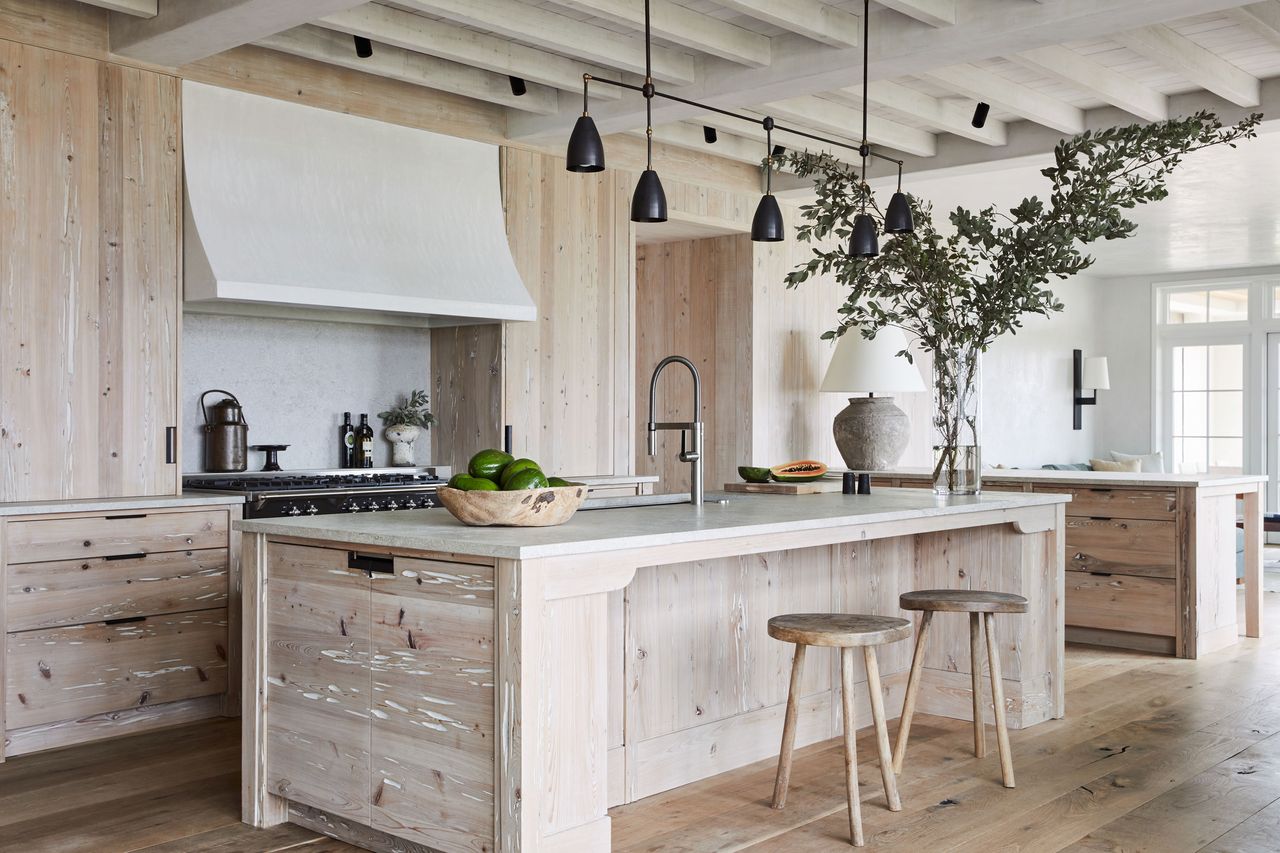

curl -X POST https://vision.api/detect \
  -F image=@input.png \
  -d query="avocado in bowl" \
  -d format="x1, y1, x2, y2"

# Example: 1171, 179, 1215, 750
738, 465, 773, 484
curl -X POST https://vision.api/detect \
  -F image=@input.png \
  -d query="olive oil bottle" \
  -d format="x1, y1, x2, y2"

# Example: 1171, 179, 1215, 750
355, 413, 375, 468
339, 412, 356, 468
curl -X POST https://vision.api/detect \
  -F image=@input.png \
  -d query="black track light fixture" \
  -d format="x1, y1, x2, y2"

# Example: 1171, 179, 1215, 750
883, 162, 914, 234
353, 36, 373, 59
509, 76, 527, 97
703, 126, 718, 144
772, 144, 786, 159
972, 101, 990, 129
850, 212, 879, 257
751, 116, 785, 242
566, 76, 605, 173
628, 2, 667, 223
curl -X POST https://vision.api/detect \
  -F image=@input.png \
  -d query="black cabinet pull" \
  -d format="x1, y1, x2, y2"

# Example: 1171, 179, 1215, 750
1089, 516, 1113, 522
1089, 571, 1114, 577
105, 514, 147, 520
104, 616, 146, 626
104, 552, 147, 562
165, 426, 177, 465
347, 551, 394, 575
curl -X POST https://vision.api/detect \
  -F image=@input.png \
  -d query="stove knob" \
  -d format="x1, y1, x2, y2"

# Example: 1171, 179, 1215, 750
402, 497, 418, 509
284, 504, 302, 517
342, 499, 361, 513
384, 499, 399, 511
363, 499, 381, 512
305, 503, 320, 515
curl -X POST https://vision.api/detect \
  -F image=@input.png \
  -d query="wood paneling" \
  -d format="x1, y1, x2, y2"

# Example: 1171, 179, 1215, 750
1065, 517, 1177, 578
429, 323, 502, 474
1064, 570, 1177, 636
0, 38, 179, 502
6, 508, 227, 562
1035, 486, 1177, 521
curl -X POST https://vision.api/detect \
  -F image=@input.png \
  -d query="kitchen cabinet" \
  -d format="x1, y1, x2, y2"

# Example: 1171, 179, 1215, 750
1, 498, 241, 760
0, 42, 180, 502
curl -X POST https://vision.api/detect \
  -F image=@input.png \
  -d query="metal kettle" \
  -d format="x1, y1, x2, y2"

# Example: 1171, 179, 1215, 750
201, 389, 249, 473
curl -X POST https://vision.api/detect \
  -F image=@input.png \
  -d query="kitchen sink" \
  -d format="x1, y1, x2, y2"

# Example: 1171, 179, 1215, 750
580, 493, 694, 510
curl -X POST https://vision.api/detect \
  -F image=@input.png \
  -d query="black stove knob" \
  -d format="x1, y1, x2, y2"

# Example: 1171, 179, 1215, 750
342, 499, 361, 513
304, 503, 319, 515
384, 499, 399, 511
363, 499, 381, 512
402, 497, 418, 509
284, 503, 302, 517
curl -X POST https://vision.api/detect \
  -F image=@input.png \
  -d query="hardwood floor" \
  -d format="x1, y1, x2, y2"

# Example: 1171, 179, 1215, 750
2, 590, 1277, 852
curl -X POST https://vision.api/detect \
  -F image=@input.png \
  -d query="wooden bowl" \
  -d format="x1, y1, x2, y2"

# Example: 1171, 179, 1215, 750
437, 484, 588, 527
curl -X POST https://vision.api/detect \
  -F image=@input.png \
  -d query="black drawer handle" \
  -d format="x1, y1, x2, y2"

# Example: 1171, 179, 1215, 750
1088, 488, 1113, 494
1089, 516, 1113, 522
104, 514, 147, 520
165, 426, 176, 465
104, 552, 147, 562
104, 616, 146, 626
347, 551, 394, 575
1089, 571, 1113, 577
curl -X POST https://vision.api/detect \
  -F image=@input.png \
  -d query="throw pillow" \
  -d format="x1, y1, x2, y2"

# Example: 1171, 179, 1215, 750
1090, 458, 1142, 473
1109, 450, 1165, 473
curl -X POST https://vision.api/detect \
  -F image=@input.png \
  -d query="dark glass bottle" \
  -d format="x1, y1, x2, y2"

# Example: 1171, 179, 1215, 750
356, 413, 375, 468
339, 412, 355, 468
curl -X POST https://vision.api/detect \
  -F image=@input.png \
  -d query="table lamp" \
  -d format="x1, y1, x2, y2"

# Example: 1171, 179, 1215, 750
820, 328, 925, 470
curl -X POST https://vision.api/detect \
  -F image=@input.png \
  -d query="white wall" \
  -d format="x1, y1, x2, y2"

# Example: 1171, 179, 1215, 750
182, 314, 432, 473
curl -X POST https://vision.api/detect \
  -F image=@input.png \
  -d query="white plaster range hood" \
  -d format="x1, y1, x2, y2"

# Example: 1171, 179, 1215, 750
181, 81, 535, 327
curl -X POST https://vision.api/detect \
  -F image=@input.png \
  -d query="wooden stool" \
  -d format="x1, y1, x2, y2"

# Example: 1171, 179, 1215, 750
892, 589, 1028, 789
768, 613, 912, 847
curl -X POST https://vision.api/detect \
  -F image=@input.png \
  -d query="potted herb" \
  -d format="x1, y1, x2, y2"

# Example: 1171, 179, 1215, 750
783, 111, 1260, 494
378, 389, 436, 467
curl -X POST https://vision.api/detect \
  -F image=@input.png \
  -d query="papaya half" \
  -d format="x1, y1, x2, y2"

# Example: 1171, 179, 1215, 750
770, 460, 828, 483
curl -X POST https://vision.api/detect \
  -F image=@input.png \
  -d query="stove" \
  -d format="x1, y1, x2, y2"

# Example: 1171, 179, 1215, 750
183, 466, 450, 518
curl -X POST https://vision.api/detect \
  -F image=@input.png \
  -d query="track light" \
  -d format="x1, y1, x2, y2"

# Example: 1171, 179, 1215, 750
353, 36, 372, 58
972, 102, 990, 129
883, 163, 914, 234
631, 169, 668, 222
752, 117, 785, 242
566, 77, 605, 173
703, 126, 718, 144
509, 76, 527, 97
851, 213, 879, 257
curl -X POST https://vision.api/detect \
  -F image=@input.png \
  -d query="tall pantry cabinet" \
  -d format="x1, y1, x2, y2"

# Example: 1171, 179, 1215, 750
0, 41, 181, 501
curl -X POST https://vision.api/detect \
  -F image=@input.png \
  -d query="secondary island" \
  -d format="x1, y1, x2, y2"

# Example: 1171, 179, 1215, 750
238, 488, 1069, 852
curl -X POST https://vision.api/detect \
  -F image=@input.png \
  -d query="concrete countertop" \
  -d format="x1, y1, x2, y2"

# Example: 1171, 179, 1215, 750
874, 467, 1267, 490
0, 493, 246, 517
237, 488, 1069, 560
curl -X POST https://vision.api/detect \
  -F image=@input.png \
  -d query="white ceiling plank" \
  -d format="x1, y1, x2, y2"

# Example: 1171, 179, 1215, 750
395, 0, 696, 85
764, 96, 938, 157
1113, 25, 1260, 107
639, 123, 777, 170
1227, 2, 1280, 50
257, 25, 559, 114
109, 0, 365, 66
545, 0, 771, 67
919, 63, 1085, 134
316, 5, 627, 96
1013, 44, 1167, 122
508, 0, 1251, 142
77, 0, 155, 17
862, 79, 1007, 145
713, 0, 861, 48
875, 0, 955, 27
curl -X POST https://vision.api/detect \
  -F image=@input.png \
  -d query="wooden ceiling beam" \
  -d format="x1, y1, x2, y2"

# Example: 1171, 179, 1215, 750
1113, 25, 1260, 107
316, 5, 629, 96
257, 25, 560, 114
764, 95, 938, 157
76, 0, 155, 16
918, 63, 1084, 134
1014, 43, 1167, 122
394, 0, 696, 85
545, 0, 771, 67
712, 0, 861, 48
109, 0, 365, 66
875, 0, 956, 27
860, 80, 1007, 145
1228, 2, 1280, 49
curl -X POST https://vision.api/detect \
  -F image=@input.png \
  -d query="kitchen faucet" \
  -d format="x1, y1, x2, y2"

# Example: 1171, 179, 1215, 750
647, 355, 704, 506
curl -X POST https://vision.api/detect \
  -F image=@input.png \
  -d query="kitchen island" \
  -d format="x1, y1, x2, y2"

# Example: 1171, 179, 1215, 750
238, 489, 1068, 852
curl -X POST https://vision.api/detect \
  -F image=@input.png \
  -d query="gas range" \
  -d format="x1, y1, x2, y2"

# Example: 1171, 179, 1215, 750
183, 466, 450, 518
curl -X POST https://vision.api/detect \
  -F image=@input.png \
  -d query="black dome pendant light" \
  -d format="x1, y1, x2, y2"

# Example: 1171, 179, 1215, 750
629, 1, 667, 223
751, 116, 785, 241
566, 76, 605, 173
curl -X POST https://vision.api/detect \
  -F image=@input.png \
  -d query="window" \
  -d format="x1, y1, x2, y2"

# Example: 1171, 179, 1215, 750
1169, 344, 1244, 475
1165, 287, 1249, 324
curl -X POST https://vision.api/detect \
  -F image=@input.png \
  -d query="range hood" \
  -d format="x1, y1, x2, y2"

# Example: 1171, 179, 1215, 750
182, 81, 535, 327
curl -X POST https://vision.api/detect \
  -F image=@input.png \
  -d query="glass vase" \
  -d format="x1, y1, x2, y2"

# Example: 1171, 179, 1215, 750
932, 345, 981, 495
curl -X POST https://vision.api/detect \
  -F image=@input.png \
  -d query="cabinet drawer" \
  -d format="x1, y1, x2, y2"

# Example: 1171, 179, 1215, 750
1066, 517, 1177, 579
5, 607, 228, 729
1035, 487, 1176, 521
1065, 571, 1176, 636
6, 549, 229, 632
6, 510, 229, 564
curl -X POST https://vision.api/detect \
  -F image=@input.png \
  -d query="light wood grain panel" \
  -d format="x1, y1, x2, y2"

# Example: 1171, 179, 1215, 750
1191, 491, 1240, 655
1065, 570, 1176, 636
6, 548, 228, 631
6, 509, 227, 563
390, 556, 494, 607
1036, 486, 1176, 521
429, 323, 502, 474
3, 694, 223, 759
6, 607, 228, 728
1066, 517, 1177, 578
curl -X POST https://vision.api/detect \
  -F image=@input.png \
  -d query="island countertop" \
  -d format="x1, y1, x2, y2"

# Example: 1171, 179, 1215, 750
874, 467, 1267, 489
235, 488, 1070, 560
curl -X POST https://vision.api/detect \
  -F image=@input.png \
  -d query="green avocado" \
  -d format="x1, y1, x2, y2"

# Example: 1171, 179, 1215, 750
503, 469, 550, 491
451, 474, 499, 491
468, 448, 514, 483
547, 476, 580, 487
500, 458, 543, 488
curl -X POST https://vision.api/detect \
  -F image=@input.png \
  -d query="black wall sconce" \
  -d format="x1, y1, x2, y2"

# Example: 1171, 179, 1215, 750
1073, 349, 1110, 430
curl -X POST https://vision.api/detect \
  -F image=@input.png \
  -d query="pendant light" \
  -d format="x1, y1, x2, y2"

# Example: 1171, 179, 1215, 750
884, 163, 914, 234
629, 1, 667, 223
751, 117, 785, 242
566, 76, 605, 173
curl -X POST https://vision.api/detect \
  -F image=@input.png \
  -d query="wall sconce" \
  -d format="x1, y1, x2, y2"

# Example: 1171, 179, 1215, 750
1073, 349, 1110, 430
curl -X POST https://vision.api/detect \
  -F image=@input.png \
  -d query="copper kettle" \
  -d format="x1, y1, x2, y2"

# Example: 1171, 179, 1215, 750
201, 390, 249, 473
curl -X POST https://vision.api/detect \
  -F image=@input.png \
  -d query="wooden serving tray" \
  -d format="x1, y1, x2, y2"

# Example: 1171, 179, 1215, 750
723, 479, 844, 495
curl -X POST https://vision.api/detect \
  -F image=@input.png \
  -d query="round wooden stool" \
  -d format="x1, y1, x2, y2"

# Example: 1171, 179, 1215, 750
892, 589, 1028, 789
768, 613, 912, 847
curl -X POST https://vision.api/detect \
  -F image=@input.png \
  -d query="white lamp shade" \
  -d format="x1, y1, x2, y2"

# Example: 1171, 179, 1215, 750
820, 327, 925, 394
1082, 356, 1110, 391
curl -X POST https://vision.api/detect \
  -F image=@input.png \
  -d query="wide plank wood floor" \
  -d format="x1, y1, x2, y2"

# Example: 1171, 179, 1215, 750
2, 589, 1278, 852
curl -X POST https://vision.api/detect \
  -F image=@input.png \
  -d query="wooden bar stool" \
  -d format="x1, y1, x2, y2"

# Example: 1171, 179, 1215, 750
892, 589, 1028, 789
768, 613, 912, 847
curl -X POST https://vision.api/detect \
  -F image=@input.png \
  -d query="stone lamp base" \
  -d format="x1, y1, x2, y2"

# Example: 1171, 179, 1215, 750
832, 396, 911, 471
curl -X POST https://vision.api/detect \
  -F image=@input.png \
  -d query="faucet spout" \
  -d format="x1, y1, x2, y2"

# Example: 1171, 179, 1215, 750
646, 356, 705, 506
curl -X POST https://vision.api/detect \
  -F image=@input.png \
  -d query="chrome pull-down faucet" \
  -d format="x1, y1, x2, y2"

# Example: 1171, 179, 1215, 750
647, 355, 704, 506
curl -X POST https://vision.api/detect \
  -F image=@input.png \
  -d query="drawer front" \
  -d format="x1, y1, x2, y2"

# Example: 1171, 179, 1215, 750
5, 607, 229, 729
1066, 517, 1177, 579
6, 510, 229, 564
1035, 486, 1176, 521
1065, 571, 1176, 636
6, 549, 229, 632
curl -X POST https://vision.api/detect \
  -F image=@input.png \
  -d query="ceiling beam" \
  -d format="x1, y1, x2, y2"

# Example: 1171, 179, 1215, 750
508, 0, 1253, 142
77, 0, 155, 16
712, 0, 861, 48
1013, 43, 1167, 122
1228, 2, 1280, 49
764, 96, 938, 157
257, 25, 559, 114
919, 63, 1084, 134
109, 0, 365, 66
1113, 25, 1260, 107
639, 123, 778, 170
545, 0, 771, 67
875, 0, 956, 27
316, 5, 628, 96
861, 79, 1007, 145
394, 0, 696, 85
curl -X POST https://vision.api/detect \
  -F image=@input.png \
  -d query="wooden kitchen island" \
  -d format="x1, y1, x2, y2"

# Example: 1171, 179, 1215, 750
237, 489, 1068, 852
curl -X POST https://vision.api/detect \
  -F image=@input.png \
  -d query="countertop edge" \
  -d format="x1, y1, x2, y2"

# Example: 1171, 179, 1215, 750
0, 493, 246, 517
